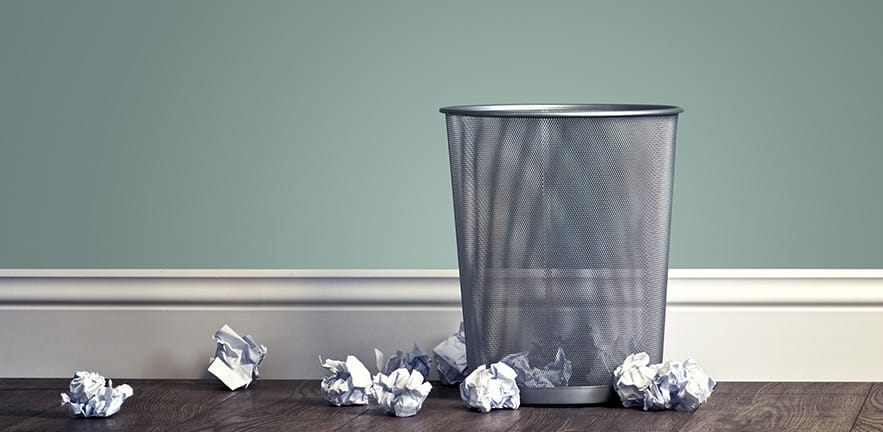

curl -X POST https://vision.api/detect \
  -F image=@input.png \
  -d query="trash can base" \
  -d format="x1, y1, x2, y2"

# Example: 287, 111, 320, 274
520, 385, 612, 405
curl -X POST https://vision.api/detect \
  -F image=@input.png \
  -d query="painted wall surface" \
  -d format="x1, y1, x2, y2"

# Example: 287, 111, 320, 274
1, 1, 881, 268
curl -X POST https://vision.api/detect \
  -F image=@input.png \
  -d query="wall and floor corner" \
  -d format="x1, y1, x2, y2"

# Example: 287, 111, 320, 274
1, 269, 882, 381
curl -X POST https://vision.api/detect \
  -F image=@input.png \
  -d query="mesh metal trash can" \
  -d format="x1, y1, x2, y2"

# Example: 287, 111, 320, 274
441, 104, 682, 405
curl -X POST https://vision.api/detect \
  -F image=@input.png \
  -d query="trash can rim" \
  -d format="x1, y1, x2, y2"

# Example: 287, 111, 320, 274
439, 104, 683, 118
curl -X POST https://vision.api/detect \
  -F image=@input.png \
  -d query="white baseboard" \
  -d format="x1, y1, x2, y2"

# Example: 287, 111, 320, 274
1, 269, 882, 381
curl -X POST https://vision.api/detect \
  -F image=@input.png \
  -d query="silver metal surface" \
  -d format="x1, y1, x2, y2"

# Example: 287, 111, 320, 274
439, 104, 683, 118
520, 385, 613, 405
443, 104, 681, 405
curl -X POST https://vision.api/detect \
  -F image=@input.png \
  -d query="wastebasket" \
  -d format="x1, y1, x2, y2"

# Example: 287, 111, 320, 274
441, 104, 682, 404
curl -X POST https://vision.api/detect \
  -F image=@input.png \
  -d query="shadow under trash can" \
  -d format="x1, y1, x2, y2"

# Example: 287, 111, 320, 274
441, 104, 682, 405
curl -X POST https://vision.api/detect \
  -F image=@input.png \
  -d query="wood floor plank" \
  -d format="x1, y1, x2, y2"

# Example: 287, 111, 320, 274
170, 380, 367, 432
339, 384, 520, 432
0, 379, 68, 391
3, 380, 238, 432
503, 406, 601, 432
0, 379, 877, 431
582, 401, 692, 432
714, 382, 871, 395
506, 401, 691, 432
0, 389, 60, 431
679, 390, 866, 432
852, 383, 883, 432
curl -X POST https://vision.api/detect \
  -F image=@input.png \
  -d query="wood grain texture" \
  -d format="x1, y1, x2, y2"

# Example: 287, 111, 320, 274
171, 380, 367, 432
679, 392, 865, 432
340, 384, 520, 432
0, 389, 59, 431
506, 400, 691, 432
853, 383, 883, 432
713, 382, 871, 395
3, 380, 238, 432
0, 380, 879, 432
579, 402, 692, 432
502, 406, 602, 432
0, 379, 73, 391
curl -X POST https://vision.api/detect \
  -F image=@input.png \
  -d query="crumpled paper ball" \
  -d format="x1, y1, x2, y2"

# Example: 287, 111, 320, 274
460, 362, 520, 413
320, 355, 373, 406
207, 324, 268, 391
501, 347, 573, 388
368, 368, 432, 417
613, 352, 716, 412
375, 344, 431, 378
60, 371, 134, 418
433, 322, 468, 385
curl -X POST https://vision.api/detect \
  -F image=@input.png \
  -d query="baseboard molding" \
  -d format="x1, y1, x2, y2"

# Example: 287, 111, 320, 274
1, 269, 882, 381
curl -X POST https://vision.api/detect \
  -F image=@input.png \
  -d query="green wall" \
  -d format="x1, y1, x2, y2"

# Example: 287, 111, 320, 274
2, 0, 881, 269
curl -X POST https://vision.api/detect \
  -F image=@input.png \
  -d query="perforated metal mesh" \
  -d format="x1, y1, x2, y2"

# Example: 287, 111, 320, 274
445, 109, 678, 387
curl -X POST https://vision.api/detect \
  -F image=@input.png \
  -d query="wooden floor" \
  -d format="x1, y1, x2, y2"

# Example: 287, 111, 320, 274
0, 379, 881, 431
